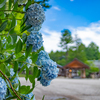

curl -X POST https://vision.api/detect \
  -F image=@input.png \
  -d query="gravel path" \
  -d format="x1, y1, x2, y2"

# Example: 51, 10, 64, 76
19, 77, 100, 100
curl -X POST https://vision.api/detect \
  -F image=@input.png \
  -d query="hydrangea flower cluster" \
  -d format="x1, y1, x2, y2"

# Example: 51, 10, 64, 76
36, 50, 59, 86
0, 77, 7, 100
25, 3, 45, 30
26, 31, 43, 52
22, 92, 35, 100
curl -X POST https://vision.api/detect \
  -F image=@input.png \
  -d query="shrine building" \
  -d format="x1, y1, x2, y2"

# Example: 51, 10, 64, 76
63, 58, 90, 78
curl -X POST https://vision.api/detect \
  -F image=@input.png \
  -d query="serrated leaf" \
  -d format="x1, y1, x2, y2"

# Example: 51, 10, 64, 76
15, 39, 23, 54
0, 20, 8, 32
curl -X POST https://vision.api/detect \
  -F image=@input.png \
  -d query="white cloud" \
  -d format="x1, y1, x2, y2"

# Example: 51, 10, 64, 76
70, 0, 74, 1
70, 21, 100, 48
53, 6, 61, 11
41, 21, 100, 53
41, 28, 62, 53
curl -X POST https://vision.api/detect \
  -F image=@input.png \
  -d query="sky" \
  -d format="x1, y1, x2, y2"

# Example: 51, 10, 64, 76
40, 0, 100, 53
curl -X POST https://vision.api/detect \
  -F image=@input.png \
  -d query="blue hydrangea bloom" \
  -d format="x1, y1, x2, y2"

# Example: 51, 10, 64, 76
24, 92, 35, 100
9, 68, 19, 87
36, 50, 50, 66
0, 77, 7, 100
36, 50, 59, 86
27, 25, 41, 32
25, 3, 45, 28
41, 59, 59, 80
26, 31, 43, 52
39, 74, 51, 86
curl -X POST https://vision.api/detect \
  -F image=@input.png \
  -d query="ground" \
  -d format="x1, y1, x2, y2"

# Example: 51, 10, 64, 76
19, 77, 100, 100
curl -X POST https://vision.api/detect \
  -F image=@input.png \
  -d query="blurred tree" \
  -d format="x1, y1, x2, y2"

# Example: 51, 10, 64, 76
59, 29, 73, 51
85, 42, 100, 60
67, 43, 87, 63
85, 61, 100, 77
49, 51, 67, 66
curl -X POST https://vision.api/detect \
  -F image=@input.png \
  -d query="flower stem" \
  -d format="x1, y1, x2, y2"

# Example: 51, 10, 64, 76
0, 70, 22, 100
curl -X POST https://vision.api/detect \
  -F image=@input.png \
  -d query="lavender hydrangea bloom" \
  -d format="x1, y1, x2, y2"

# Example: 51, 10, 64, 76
25, 3, 45, 28
0, 77, 7, 100
24, 92, 35, 100
26, 31, 43, 52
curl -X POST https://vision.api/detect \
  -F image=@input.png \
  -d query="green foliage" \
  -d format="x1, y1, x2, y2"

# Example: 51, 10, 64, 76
85, 42, 100, 60
85, 61, 100, 77
0, 0, 51, 99
49, 50, 67, 66
59, 29, 73, 50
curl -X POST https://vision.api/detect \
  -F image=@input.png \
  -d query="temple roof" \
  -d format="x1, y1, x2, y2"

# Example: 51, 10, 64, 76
63, 58, 90, 69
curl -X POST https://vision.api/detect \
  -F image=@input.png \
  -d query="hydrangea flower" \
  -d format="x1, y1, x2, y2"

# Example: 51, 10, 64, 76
39, 74, 51, 86
41, 59, 59, 80
36, 50, 50, 66
26, 31, 43, 52
27, 25, 41, 32
9, 68, 19, 85
0, 77, 7, 100
22, 92, 35, 100
25, 3, 45, 28
36, 50, 59, 86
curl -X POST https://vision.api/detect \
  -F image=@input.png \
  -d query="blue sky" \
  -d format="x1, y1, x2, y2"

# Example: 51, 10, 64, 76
41, 0, 100, 52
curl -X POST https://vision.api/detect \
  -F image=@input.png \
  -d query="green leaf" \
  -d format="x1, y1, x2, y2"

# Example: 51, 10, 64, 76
9, 0, 12, 10
0, 20, 8, 32
0, 63, 5, 74
0, 40, 3, 52
25, 0, 32, 11
25, 45, 32, 59
42, 95, 45, 100
0, 0, 6, 8
18, 65, 26, 75
15, 39, 23, 54
31, 52, 38, 63
25, 66, 29, 81
10, 33, 17, 44
21, 25, 32, 33
11, 15, 16, 28
19, 85, 30, 94
33, 66, 39, 79
5, 54, 13, 63
29, 75, 34, 83
22, 33, 27, 44
14, 61, 18, 73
